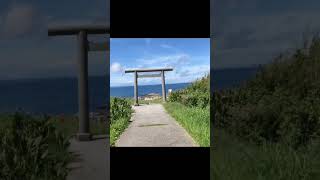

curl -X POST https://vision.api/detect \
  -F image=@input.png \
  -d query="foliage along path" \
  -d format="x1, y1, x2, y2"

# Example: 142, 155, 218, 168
116, 104, 197, 147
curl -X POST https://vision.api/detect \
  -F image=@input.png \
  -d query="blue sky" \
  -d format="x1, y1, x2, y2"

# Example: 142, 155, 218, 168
0, 0, 109, 80
110, 38, 210, 87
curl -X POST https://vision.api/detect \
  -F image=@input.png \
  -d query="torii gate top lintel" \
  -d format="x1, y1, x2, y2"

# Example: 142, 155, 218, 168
124, 68, 173, 106
48, 24, 110, 36
124, 68, 173, 73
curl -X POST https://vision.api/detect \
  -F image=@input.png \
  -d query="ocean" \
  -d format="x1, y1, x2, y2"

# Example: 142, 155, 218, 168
110, 83, 191, 98
0, 76, 107, 115
0, 67, 259, 114
212, 67, 260, 90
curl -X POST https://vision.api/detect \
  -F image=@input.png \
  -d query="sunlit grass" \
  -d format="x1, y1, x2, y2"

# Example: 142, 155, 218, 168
110, 117, 130, 146
163, 102, 210, 147
110, 97, 133, 146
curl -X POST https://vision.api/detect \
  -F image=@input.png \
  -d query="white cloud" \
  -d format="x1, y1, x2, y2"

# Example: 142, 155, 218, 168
137, 53, 190, 68
160, 44, 173, 49
110, 62, 123, 73
175, 64, 210, 80
160, 44, 181, 53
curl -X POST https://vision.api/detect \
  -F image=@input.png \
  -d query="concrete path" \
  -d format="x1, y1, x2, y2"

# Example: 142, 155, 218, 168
67, 135, 109, 180
116, 104, 197, 147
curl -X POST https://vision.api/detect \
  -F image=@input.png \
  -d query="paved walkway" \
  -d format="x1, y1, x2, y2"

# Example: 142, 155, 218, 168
67, 135, 109, 180
116, 104, 197, 147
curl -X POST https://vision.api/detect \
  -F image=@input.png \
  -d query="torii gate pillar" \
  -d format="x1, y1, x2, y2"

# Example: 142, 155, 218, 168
161, 70, 166, 102
125, 68, 173, 105
48, 24, 109, 141
77, 30, 90, 140
134, 71, 138, 105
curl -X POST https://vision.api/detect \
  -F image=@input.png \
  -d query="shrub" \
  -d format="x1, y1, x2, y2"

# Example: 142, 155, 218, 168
214, 36, 320, 148
168, 91, 182, 102
110, 97, 133, 145
169, 74, 210, 108
0, 113, 73, 179
110, 98, 132, 123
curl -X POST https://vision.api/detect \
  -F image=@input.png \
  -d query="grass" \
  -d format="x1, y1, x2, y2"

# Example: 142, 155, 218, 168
212, 36, 320, 179
0, 113, 73, 179
0, 113, 13, 131
212, 129, 320, 180
49, 116, 107, 137
0, 113, 107, 178
54, 117, 107, 136
0, 114, 107, 138
110, 97, 210, 146
110, 97, 133, 146
110, 117, 131, 146
163, 102, 210, 147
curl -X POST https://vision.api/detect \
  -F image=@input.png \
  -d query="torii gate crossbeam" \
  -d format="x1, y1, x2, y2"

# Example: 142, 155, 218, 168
125, 68, 173, 105
48, 24, 109, 141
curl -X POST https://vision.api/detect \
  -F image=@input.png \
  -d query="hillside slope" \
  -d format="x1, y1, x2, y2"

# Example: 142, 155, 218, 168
214, 37, 320, 148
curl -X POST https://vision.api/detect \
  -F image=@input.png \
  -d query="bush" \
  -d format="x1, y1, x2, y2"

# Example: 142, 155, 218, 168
0, 113, 73, 179
169, 74, 210, 108
110, 97, 133, 146
214, 36, 320, 148
168, 91, 182, 102
110, 97, 133, 123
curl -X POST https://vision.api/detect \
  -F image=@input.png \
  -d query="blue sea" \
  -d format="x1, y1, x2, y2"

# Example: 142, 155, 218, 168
212, 67, 260, 90
110, 83, 191, 98
0, 77, 108, 115
0, 67, 259, 114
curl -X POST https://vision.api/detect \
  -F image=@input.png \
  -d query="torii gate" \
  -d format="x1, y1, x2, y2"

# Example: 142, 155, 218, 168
125, 68, 173, 105
48, 24, 109, 141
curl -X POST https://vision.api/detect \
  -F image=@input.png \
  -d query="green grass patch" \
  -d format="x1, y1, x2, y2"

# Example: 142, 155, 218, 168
0, 113, 13, 132
164, 102, 210, 147
110, 117, 130, 146
110, 97, 133, 146
49, 116, 107, 137
212, 129, 320, 180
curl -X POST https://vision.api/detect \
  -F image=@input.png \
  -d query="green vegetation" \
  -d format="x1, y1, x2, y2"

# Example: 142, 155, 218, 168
212, 36, 320, 179
50, 116, 107, 137
0, 113, 73, 179
164, 102, 210, 146
166, 74, 210, 146
169, 74, 210, 108
0, 111, 107, 179
212, 129, 320, 180
110, 97, 133, 146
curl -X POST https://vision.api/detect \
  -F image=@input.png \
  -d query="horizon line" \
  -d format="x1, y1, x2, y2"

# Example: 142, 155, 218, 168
110, 81, 192, 88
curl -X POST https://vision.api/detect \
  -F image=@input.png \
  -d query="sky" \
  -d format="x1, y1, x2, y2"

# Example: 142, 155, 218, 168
2, 1, 319, 79
211, 0, 320, 69
0, 0, 109, 80
110, 38, 210, 87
